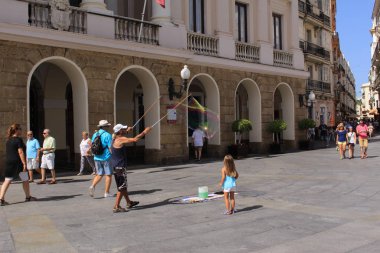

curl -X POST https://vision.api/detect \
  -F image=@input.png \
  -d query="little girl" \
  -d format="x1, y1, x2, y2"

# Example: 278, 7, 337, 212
347, 126, 356, 159
219, 155, 239, 215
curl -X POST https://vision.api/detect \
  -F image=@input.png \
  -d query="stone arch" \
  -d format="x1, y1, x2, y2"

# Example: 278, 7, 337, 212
27, 56, 89, 155
186, 73, 221, 146
114, 65, 160, 150
235, 78, 262, 143
273, 82, 295, 140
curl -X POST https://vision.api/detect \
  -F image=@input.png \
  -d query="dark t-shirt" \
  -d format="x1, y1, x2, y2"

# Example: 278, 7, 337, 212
336, 130, 347, 142
6, 137, 25, 164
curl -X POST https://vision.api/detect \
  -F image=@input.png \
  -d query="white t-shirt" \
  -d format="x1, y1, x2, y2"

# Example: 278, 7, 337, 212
192, 129, 206, 147
80, 138, 91, 156
347, 132, 356, 144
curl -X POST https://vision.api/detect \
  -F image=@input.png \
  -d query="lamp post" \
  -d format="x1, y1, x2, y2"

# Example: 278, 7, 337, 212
168, 65, 191, 100
307, 91, 316, 119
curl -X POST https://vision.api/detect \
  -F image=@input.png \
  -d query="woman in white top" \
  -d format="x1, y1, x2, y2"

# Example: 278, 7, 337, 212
347, 126, 356, 159
78, 131, 96, 175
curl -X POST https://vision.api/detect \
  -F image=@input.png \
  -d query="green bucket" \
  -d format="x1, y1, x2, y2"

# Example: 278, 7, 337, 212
198, 186, 208, 199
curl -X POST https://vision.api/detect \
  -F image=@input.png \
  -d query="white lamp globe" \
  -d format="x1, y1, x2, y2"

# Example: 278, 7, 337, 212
308, 91, 316, 102
181, 65, 191, 80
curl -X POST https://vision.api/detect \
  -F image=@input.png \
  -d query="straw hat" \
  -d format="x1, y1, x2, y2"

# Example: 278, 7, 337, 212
97, 120, 111, 127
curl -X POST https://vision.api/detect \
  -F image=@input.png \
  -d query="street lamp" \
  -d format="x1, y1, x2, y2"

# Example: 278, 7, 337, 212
168, 65, 191, 100
307, 91, 316, 119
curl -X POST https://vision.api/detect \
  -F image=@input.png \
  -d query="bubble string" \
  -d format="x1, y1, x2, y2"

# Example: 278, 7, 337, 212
151, 94, 192, 128
132, 96, 162, 129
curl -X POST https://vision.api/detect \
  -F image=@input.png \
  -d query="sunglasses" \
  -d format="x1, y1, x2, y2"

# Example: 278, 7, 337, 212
43, 133, 48, 135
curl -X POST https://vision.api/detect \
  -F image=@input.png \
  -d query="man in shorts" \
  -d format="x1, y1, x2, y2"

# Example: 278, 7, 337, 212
37, 129, 57, 184
192, 126, 206, 161
356, 119, 369, 159
26, 131, 40, 182
89, 120, 113, 198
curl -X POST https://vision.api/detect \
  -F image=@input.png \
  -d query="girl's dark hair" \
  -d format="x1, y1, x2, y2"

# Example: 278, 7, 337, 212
7, 124, 21, 140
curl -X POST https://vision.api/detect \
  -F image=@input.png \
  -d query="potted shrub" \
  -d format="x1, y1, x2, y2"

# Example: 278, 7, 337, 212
267, 119, 287, 153
228, 119, 253, 158
298, 118, 316, 150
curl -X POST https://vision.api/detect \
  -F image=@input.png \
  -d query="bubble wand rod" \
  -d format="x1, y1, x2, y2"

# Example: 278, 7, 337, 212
132, 96, 162, 129
151, 94, 191, 128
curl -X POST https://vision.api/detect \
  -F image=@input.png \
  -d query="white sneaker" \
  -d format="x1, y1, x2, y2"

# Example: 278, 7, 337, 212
104, 192, 114, 198
89, 186, 95, 197
77, 173, 83, 176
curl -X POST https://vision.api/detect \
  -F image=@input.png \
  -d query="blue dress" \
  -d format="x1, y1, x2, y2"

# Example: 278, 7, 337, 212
222, 175, 236, 190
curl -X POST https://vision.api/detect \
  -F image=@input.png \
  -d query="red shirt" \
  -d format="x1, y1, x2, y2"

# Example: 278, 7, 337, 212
356, 124, 368, 138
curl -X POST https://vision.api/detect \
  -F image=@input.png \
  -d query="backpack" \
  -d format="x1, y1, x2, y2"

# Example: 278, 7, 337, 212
91, 132, 105, 155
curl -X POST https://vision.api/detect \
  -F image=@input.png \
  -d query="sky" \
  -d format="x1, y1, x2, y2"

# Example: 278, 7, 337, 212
336, 0, 374, 97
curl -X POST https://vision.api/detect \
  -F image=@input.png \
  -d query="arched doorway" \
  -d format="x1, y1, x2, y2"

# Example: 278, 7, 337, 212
187, 74, 220, 158
114, 66, 160, 164
273, 83, 295, 141
27, 57, 88, 169
235, 79, 262, 143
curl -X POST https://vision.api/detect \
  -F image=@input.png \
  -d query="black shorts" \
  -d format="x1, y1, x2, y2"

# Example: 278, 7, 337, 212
348, 143, 355, 147
113, 167, 128, 192
4, 160, 22, 179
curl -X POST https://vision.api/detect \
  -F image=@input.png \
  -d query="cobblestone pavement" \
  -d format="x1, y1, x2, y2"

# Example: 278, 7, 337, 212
1, 138, 380, 253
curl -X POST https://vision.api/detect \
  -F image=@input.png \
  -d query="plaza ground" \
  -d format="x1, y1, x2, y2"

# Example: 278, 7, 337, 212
1, 138, 380, 253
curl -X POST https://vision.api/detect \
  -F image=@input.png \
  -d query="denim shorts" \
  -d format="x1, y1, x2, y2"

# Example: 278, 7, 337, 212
95, 160, 112, 175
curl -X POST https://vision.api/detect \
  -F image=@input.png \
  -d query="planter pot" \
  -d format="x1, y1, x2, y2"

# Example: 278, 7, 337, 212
228, 144, 250, 158
298, 140, 313, 150
269, 143, 282, 154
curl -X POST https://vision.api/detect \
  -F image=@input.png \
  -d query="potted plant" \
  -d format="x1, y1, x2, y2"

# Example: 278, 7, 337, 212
298, 118, 316, 150
267, 119, 287, 153
228, 119, 253, 158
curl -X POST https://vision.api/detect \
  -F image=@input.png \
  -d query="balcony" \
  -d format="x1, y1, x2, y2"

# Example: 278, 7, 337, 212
307, 80, 331, 94
235, 42, 260, 63
372, 41, 380, 67
300, 41, 330, 61
187, 32, 219, 57
115, 17, 159, 45
298, 0, 331, 28
273, 50, 293, 68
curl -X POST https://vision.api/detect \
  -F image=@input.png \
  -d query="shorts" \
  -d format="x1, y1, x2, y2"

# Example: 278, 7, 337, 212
337, 141, 346, 145
113, 167, 128, 192
5, 172, 29, 182
95, 160, 112, 175
348, 143, 355, 147
223, 186, 237, 193
4, 160, 22, 179
359, 138, 368, 148
194, 146, 203, 149
27, 158, 39, 170
41, 153, 55, 170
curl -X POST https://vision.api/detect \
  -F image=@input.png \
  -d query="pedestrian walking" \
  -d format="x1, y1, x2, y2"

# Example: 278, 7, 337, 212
78, 131, 96, 176
26, 131, 40, 182
89, 120, 114, 198
368, 123, 374, 138
218, 155, 239, 215
356, 119, 369, 159
192, 126, 206, 161
110, 124, 151, 213
347, 126, 356, 159
0, 124, 36, 206
336, 123, 347, 160
37, 129, 57, 184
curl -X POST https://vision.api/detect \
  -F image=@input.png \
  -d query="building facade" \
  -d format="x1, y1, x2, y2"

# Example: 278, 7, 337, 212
0, 0, 309, 171
370, 0, 380, 121
359, 82, 379, 119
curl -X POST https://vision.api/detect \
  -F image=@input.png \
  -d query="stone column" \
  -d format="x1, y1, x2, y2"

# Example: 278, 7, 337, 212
215, 0, 235, 59
151, 0, 171, 24
257, 0, 273, 65
289, 0, 305, 70
81, 0, 112, 14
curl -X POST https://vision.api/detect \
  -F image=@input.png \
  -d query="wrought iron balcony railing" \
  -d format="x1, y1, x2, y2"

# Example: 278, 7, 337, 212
307, 80, 331, 94
300, 40, 330, 61
298, 0, 331, 27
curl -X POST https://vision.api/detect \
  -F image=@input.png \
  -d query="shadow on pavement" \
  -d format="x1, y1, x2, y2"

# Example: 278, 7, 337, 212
37, 194, 83, 202
129, 189, 162, 195
237, 205, 263, 213
148, 166, 197, 174
133, 198, 171, 210
59, 178, 92, 184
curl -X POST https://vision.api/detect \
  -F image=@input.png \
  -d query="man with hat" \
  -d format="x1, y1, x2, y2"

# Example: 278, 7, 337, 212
89, 120, 114, 198
356, 119, 369, 159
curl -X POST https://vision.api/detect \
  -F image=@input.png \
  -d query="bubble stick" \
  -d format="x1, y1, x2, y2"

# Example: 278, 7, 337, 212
132, 96, 162, 129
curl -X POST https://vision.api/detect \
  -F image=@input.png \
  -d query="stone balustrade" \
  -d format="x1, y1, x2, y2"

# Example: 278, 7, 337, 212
235, 42, 260, 63
187, 32, 219, 57
273, 50, 293, 68
115, 16, 159, 45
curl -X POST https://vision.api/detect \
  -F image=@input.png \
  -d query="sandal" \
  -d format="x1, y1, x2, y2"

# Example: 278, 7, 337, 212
223, 210, 232, 215
48, 180, 57, 185
0, 199, 9, 206
25, 196, 37, 202
37, 181, 46, 185
113, 206, 127, 213
127, 201, 139, 209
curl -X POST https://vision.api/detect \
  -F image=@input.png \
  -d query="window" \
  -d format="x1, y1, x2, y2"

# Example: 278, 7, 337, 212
235, 3, 248, 42
273, 14, 282, 50
189, 0, 204, 33
69, 0, 81, 7
306, 29, 312, 42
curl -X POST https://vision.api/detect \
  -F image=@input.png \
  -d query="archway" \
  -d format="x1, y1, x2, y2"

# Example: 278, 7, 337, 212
27, 57, 88, 168
235, 79, 262, 143
186, 74, 220, 157
273, 83, 295, 140
114, 66, 160, 164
